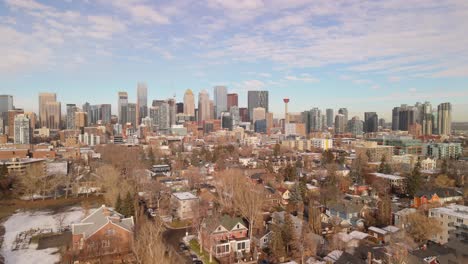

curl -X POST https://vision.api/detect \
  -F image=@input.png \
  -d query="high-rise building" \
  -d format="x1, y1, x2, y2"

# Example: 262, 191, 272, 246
214, 86, 227, 119
334, 114, 346, 134
266, 112, 274, 134
75, 112, 87, 129
364, 112, 378, 133
227, 93, 238, 110
66, 104, 79, 129
338, 108, 348, 123
378, 118, 386, 129
422, 102, 433, 135
118, 92, 128, 125
248, 91, 269, 121
308, 108, 322, 132
0, 95, 13, 129
252, 107, 266, 125
347, 116, 363, 136
398, 106, 416, 131
8, 109, 24, 136
392, 107, 400, 131
176, 102, 184, 114
150, 101, 170, 132
221, 112, 233, 131
82, 102, 91, 126
88, 104, 111, 125
183, 89, 195, 117
239, 108, 249, 122
230, 106, 240, 127
39, 93, 58, 128
136, 83, 148, 125
23, 112, 36, 132
198, 90, 211, 123
326, 109, 334, 128
45, 101, 61, 129
127, 103, 137, 127
437, 103, 452, 136
14, 114, 30, 144
168, 98, 176, 126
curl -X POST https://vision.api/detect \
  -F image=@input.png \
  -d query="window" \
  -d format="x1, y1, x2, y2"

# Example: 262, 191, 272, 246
238, 242, 246, 251
457, 218, 463, 223
101, 240, 110, 248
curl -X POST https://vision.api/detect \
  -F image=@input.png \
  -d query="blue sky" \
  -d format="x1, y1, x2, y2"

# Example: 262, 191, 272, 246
1, 0, 468, 121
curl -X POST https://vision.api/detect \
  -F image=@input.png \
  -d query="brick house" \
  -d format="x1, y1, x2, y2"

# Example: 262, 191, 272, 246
199, 215, 250, 259
71, 205, 134, 259
413, 188, 463, 208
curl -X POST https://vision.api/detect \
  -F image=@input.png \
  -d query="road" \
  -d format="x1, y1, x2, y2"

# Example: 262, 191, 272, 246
163, 227, 193, 264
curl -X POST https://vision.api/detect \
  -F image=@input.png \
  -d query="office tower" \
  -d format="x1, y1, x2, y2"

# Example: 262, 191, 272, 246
88, 104, 111, 125
183, 89, 195, 117
14, 114, 30, 144
432, 110, 439, 135
150, 101, 170, 131
334, 114, 346, 134
398, 106, 416, 131
75, 112, 87, 129
0, 118, 3, 135
136, 83, 148, 124
66, 104, 79, 129
348, 116, 363, 136
378, 118, 386, 129
338, 108, 348, 123
239, 108, 249, 122
415, 102, 423, 124
308, 107, 322, 132
168, 98, 176, 126
46, 101, 62, 129
266, 112, 273, 134
126, 103, 137, 127
248, 91, 269, 121
176, 103, 184, 114
227, 93, 238, 110
364, 112, 378, 133
198, 90, 211, 123
118, 92, 128, 125
302, 111, 311, 135
39, 93, 58, 128
230, 106, 240, 127
283, 98, 290, 124
391, 107, 400, 131
221, 112, 233, 130
437, 103, 452, 136
252, 107, 266, 124
209, 100, 215, 120
8, 109, 24, 136
254, 119, 267, 133
214, 86, 228, 119
422, 102, 433, 135
0, 95, 14, 129
326, 109, 334, 128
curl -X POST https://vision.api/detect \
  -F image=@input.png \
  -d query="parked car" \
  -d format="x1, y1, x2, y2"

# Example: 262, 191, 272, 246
190, 254, 198, 261
179, 242, 189, 251
193, 260, 203, 264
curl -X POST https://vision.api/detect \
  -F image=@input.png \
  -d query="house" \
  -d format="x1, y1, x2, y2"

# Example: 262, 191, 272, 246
370, 172, 407, 194
367, 225, 400, 244
413, 188, 463, 208
271, 211, 303, 237
199, 215, 251, 259
277, 187, 291, 205
170, 192, 199, 220
71, 205, 134, 258
393, 208, 417, 227
326, 202, 364, 226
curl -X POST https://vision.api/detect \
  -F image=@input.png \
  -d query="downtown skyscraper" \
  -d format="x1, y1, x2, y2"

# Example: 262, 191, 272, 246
39, 93, 60, 129
118, 92, 128, 125
198, 90, 211, 123
213, 86, 227, 119
183, 89, 195, 117
438, 102, 452, 136
248, 91, 269, 121
136, 83, 148, 125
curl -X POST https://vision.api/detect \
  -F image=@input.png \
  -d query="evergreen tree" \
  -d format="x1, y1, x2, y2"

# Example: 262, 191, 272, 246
273, 143, 281, 156
148, 147, 155, 165
269, 224, 286, 261
122, 191, 135, 217
115, 194, 123, 213
407, 159, 422, 197
308, 200, 321, 235
289, 183, 303, 203
378, 155, 393, 174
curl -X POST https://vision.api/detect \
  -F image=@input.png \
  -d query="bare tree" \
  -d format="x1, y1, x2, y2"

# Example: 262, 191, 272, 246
403, 212, 442, 243
214, 169, 243, 212
18, 165, 43, 200
132, 220, 174, 264
54, 214, 67, 232
96, 164, 132, 207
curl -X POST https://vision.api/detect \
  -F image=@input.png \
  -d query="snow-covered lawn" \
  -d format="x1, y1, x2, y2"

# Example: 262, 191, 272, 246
1, 207, 84, 264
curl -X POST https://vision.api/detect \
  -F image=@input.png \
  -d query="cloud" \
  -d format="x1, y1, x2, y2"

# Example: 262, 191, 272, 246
107, 0, 170, 25
285, 74, 319, 82
87, 15, 127, 39
240, 80, 265, 90
5, 0, 51, 11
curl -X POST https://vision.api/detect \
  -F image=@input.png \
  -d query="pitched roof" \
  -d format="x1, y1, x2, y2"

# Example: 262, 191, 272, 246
415, 188, 462, 199
72, 205, 134, 239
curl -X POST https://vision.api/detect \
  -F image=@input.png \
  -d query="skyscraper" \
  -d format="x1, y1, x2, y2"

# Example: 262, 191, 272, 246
348, 116, 363, 136
338, 108, 348, 123
227, 93, 238, 110
252, 107, 266, 124
392, 107, 400, 131
176, 103, 184, 114
8, 109, 24, 136
118, 92, 128, 125
364, 112, 378, 133
198, 90, 211, 123
248, 91, 269, 121
183, 89, 195, 117
39, 93, 57, 128
127, 103, 137, 127
136, 83, 148, 125
334, 114, 346, 134
326, 109, 334, 128
398, 106, 416, 131
45, 101, 61, 129
168, 98, 176, 126
214, 86, 228, 119
66, 104, 79, 130
422, 102, 433, 135
14, 114, 30, 144
437, 102, 452, 136
0, 95, 13, 127
230, 106, 240, 127
150, 101, 170, 132
309, 108, 322, 132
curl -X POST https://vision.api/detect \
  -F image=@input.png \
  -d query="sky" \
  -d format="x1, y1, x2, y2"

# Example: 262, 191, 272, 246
1, 0, 468, 121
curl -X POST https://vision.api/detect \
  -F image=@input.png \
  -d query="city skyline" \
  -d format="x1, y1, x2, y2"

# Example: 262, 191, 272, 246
1, 0, 468, 121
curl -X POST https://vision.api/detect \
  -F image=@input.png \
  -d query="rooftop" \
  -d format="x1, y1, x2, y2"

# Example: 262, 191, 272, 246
172, 192, 198, 200
430, 204, 468, 219
371, 172, 405, 180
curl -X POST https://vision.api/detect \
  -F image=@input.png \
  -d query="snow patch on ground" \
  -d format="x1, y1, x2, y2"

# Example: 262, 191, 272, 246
1, 207, 84, 264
